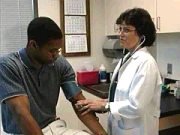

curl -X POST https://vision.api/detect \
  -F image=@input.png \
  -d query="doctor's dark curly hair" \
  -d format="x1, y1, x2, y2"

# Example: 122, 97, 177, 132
116, 8, 156, 47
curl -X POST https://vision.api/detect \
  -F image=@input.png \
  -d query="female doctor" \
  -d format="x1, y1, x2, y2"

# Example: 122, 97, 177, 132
76, 8, 162, 135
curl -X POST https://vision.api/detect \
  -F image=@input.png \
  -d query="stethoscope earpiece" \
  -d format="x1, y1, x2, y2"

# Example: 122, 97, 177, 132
121, 34, 146, 66
141, 35, 146, 42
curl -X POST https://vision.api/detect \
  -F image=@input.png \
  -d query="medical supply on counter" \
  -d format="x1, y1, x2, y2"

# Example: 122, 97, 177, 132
99, 64, 107, 83
176, 88, 180, 100
175, 81, 180, 100
84, 61, 94, 71
77, 70, 99, 85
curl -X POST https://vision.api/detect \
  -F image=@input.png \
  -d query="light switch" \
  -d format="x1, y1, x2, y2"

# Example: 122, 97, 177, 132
167, 63, 172, 74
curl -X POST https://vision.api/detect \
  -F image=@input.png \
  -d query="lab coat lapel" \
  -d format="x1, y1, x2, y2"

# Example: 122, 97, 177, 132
108, 53, 132, 102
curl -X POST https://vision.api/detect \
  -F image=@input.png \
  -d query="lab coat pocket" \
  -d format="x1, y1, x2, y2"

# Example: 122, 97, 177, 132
118, 127, 141, 135
118, 118, 141, 135
118, 117, 142, 129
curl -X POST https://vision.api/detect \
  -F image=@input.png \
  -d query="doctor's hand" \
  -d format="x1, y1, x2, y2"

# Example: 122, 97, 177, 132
75, 99, 108, 115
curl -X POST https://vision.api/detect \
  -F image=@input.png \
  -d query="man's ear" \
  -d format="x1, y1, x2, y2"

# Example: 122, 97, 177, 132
28, 40, 38, 48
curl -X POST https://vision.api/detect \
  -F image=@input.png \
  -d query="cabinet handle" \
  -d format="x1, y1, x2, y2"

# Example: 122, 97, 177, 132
156, 16, 160, 31
152, 17, 155, 23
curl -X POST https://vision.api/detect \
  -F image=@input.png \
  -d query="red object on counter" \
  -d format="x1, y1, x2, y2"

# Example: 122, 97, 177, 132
77, 70, 99, 85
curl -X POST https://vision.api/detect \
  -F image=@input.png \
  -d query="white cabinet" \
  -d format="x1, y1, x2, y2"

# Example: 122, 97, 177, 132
105, 0, 136, 35
104, 0, 124, 35
156, 0, 180, 33
104, 0, 145, 35
105, 0, 155, 35
146, 0, 180, 33
105, 0, 180, 35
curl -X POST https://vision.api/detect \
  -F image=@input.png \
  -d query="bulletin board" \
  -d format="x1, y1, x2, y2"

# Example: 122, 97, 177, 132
60, 0, 90, 57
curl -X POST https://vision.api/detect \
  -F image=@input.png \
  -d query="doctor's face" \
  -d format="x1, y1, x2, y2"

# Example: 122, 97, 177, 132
117, 23, 140, 52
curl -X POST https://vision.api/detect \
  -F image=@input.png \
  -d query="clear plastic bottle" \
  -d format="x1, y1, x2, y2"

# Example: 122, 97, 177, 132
175, 81, 180, 100
99, 64, 107, 83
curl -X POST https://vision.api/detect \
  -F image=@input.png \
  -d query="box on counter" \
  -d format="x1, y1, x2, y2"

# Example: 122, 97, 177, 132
77, 70, 99, 85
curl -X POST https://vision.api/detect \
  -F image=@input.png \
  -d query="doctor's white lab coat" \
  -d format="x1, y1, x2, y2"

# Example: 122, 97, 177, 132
108, 47, 162, 135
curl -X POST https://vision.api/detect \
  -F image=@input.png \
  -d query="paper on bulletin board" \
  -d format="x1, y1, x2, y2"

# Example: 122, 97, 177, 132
64, 0, 86, 15
65, 16, 86, 34
65, 35, 88, 53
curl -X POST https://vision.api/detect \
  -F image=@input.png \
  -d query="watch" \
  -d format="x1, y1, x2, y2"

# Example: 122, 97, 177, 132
105, 102, 110, 112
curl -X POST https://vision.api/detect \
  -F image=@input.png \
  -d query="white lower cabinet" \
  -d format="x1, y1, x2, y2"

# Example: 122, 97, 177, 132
57, 91, 108, 133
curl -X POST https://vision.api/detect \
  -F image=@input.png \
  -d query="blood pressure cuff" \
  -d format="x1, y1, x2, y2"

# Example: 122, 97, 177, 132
61, 81, 81, 100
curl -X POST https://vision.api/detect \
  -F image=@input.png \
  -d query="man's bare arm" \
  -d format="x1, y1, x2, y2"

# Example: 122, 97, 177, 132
70, 91, 107, 135
5, 96, 43, 135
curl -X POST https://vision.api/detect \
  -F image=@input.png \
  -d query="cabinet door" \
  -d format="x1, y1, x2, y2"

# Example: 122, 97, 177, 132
136, 0, 156, 22
105, 0, 124, 35
157, 0, 180, 33
105, 0, 140, 35
105, 0, 156, 35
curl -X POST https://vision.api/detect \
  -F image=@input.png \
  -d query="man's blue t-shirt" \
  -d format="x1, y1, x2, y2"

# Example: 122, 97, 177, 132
0, 48, 81, 134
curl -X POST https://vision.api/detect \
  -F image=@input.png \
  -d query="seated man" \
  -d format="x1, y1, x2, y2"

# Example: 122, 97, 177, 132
0, 17, 107, 135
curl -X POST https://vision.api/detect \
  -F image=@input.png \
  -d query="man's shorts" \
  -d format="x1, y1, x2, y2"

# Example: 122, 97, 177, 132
1, 119, 92, 135
42, 119, 92, 135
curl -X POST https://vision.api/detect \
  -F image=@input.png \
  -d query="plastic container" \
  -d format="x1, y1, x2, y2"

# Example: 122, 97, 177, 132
176, 88, 180, 100
77, 70, 99, 85
175, 81, 180, 100
99, 64, 107, 83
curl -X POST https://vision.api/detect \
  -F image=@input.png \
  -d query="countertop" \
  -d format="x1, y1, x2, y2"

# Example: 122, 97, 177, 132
79, 83, 180, 118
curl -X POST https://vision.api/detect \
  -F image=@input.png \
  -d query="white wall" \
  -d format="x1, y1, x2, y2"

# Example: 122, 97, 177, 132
157, 33, 180, 80
38, 0, 115, 72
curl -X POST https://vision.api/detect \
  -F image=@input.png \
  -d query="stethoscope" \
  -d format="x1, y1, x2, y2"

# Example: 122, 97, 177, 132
109, 35, 146, 102
120, 35, 146, 67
